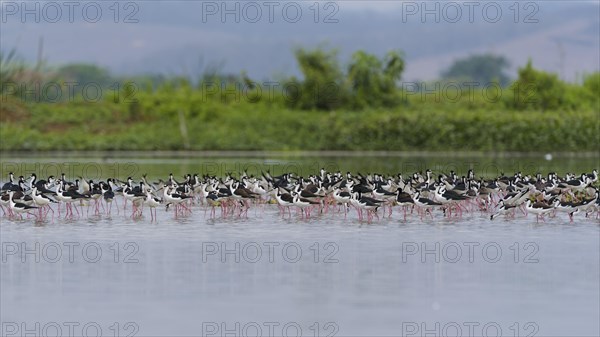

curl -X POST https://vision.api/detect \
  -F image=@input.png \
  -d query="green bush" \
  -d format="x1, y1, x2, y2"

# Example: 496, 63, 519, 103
1, 53, 598, 152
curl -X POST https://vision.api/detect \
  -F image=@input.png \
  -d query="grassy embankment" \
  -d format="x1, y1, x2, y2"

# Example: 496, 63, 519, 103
1, 84, 597, 152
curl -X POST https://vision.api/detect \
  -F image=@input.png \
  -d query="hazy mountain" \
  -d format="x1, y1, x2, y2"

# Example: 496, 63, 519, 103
2, 1, 598, 82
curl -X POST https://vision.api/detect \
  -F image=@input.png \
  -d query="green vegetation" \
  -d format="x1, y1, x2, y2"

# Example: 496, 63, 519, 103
0, 47, 598, 152
347, 50, 404, 109
442, 54, 511, 87
54, 63, 114, 87
287, 47, 345, 111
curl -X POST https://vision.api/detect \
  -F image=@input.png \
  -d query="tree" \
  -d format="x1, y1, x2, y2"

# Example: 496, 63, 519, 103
442, 54, 510, 87
290, 46, 346, 110
510, 59, 566, 111
347, 50, 404, 108
582, 72, 599, 98
55, 63, 112, 87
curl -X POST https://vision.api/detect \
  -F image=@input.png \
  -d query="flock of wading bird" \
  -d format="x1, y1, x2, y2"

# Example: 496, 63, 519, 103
1, 168, 599, 223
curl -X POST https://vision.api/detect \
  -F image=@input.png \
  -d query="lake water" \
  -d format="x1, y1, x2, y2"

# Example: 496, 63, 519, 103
1, 151, 599, 179
1, 154, 599, 336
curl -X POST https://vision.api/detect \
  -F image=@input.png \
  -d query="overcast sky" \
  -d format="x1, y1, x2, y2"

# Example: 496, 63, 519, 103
1, 1, 598, 81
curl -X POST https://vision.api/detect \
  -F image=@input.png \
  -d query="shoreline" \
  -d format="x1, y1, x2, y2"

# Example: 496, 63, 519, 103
1, 150, 599, 159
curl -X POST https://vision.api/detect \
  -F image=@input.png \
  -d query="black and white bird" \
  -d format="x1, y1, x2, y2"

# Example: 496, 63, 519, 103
553, 199, 579, 222
332, 187, 352, 216
490, 200, 518, 220
412, 191, 442, 218
560, 174, 589, 192
31, 187, 57, 209
292, 193, 320, 218
144, 189, 162, 221
1, 172, 15, 192
525, 199, 554, 222
8, 191, 38, 219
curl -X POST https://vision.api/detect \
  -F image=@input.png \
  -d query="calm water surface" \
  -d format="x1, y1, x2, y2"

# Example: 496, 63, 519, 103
1, 155, 599, 336
1, 152, 599, 179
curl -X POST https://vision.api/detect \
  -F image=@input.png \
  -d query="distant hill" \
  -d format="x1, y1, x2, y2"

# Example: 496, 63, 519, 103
1, 1, 598, 81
